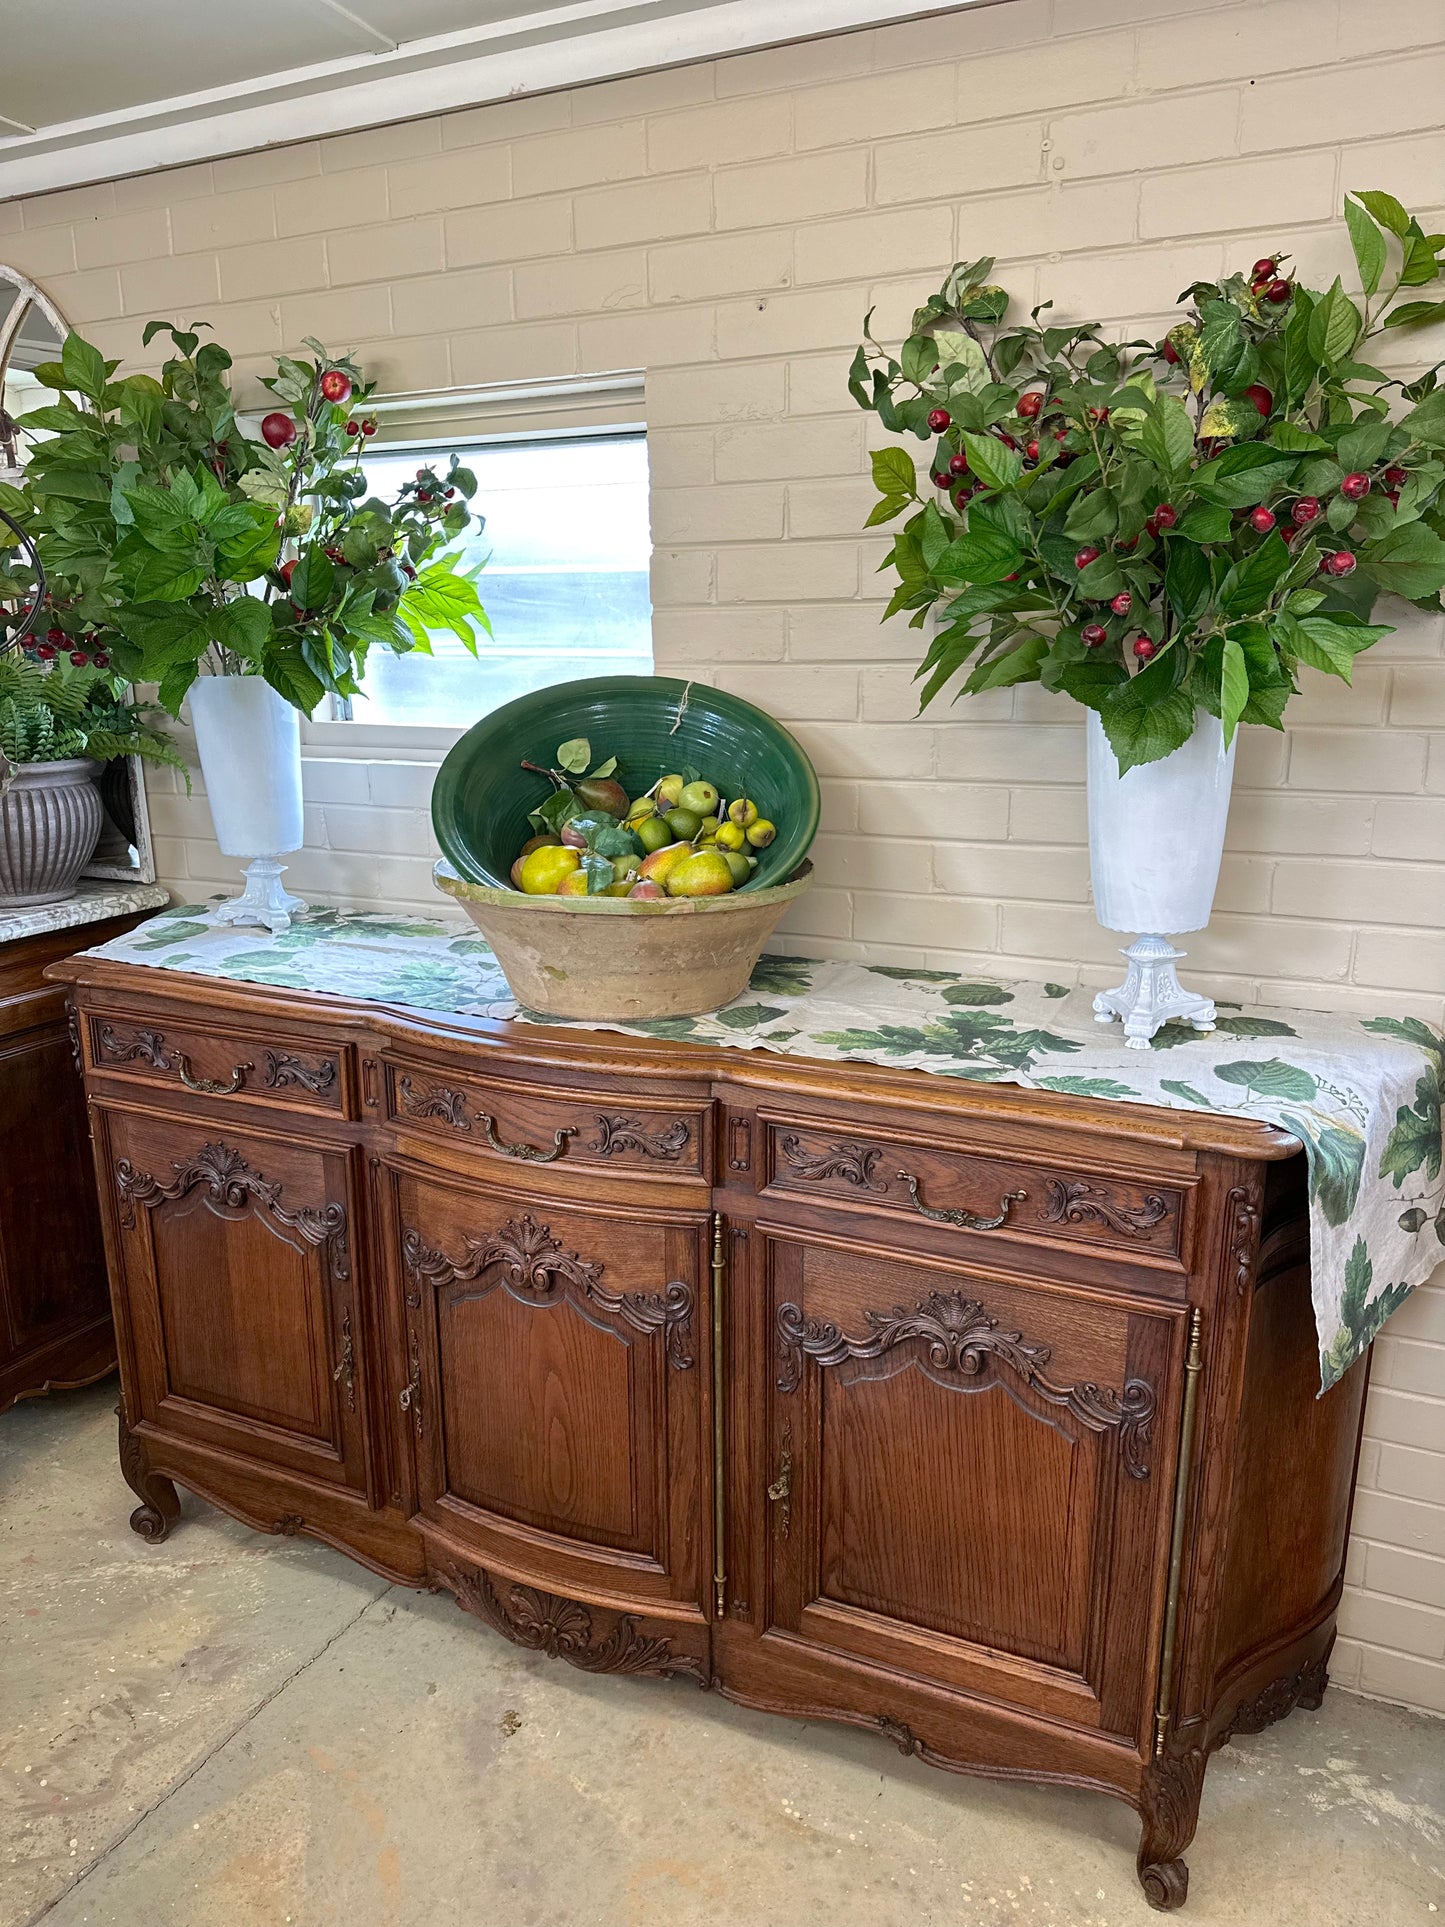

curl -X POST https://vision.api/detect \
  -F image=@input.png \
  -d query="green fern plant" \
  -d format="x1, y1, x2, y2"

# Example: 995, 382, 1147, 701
0, 655, 185, 778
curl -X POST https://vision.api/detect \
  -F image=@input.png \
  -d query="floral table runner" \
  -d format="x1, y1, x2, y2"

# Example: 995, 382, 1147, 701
91, 900, 1445, 1392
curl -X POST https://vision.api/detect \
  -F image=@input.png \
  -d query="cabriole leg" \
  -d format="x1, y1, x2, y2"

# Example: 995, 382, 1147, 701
1136, 1746, 1206, 1911
116, 1403, 181, 1542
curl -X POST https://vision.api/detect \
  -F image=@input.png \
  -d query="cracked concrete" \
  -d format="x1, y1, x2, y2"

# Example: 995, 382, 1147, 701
3, 1381, 1442, 1927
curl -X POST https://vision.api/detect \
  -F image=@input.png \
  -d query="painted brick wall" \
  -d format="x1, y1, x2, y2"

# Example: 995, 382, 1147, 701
3, 0, 1442, 1714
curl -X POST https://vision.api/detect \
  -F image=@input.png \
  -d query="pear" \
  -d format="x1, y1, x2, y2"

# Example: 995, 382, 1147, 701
666, 849, 735, 897
637, 840, 692, 887
575, 776, 629, 817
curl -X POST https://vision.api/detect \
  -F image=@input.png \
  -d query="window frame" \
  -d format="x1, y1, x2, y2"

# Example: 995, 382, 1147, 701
300, 373, 649, 761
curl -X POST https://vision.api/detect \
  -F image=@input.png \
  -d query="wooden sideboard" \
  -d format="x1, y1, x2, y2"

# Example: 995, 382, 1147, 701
51, 952, 1371, 1911
0, 913, 157, 1412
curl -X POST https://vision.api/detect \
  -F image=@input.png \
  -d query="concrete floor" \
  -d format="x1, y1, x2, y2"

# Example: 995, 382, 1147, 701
2, 1383, 1441, 1927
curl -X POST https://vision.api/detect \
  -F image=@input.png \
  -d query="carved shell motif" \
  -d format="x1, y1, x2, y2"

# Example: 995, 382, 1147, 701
403, 1214, 695, 1371
439, 1562, 705, 1683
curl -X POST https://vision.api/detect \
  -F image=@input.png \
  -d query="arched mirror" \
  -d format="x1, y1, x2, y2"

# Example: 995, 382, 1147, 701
0, 267, 67, 478
0, 266, 156, 885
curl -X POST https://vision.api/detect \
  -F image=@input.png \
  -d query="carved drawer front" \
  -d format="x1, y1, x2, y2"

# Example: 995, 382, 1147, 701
760, 1223, 1183, 1744
761, 1112, 1184, 1264
385, 1057, 707, 1179
89, 1013, 350, 1118
104, 1111, 368, 1494
388, 1165, 709, 1619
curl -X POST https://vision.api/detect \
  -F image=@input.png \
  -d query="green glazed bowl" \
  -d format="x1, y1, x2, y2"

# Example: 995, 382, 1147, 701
431, 675, 820, 893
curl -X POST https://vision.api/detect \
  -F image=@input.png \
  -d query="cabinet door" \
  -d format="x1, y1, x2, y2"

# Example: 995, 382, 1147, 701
388, 1164, 709, 1618
758, 1223, 1181, 1744
104, 1110, 368, 1493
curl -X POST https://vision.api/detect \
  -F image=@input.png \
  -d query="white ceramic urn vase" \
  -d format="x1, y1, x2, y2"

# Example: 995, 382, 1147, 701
189, 675, 307, 934
1086, 708, 1236, 1048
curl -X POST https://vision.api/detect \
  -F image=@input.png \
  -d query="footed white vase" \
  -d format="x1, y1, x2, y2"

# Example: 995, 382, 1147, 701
189, 676, 307, 935
1086, 709, 1236, 1049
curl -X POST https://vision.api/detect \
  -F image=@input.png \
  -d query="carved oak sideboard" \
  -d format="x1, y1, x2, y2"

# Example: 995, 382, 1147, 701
52, 952, 1370, 1911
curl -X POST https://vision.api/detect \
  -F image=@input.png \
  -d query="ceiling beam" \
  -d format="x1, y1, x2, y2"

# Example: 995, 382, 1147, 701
0, 0, 973, 204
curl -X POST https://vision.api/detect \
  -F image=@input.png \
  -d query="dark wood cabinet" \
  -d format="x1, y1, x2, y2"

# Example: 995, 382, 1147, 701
53, 954, 1372, 1911
0, 913, 156, 1413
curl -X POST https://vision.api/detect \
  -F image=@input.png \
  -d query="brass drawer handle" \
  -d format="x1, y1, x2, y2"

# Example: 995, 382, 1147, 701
176, 1053, 252, 1096
477, 1113, 576, 1163
897, 1171, 1026, 1231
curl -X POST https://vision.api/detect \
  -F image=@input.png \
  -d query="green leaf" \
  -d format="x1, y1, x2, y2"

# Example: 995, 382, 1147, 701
60, 332, 108, 402
871, 446, 917, 497
1160, 1079, 1214, 1108
1344, 196, 1387, 296
1213, 1057, 1319, 1101
1384, 299, 1445, 329
1307, 277, 1362, 365
1400, 389, 1445, 446
1379, 1069, 1441, 1186
962, 634, 1048, 692
1192, 444, 1297, 508
1035, 1076, 1137, 1099
1220, 634, 1249, 747
1076, 552, 1125, 599
1137, 394, 1195, 477
263, 647, 326, 717
214, 596, 271, 663
1199, 396, 1264, 439
939, 982, 1014, 1006
960, 431, 1022, 490
1176, 504, 1233, 543
1291, 1120, 1367, 1227
865, 492, 912, 527
932, 521, 1023, 584
1214, 1015, 1297, 1037
1355, 188, 1409, 238
290, 549, 335, 611
556, 737, 590, 775
1219, 531, 1289, 617
1360, 521, 1445, 599
1099, 684, 1195, 774
1164, 540, 1210, 622
1058, 658, 1128, 713
1280, 613, 1388, 681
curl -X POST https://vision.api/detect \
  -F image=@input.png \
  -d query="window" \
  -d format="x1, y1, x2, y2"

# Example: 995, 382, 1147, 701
338, 429, 654, 731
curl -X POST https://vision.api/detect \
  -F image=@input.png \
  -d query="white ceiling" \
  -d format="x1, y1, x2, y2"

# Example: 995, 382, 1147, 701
0, 0, 973, 201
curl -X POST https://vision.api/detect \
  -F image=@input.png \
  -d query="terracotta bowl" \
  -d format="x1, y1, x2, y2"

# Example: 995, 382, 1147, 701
434, 859, 813, 1021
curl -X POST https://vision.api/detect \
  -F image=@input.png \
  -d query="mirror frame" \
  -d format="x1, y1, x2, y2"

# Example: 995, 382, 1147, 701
0, 265, 157, 887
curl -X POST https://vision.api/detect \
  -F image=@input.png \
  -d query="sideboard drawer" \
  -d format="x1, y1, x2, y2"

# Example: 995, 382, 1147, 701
759, 1111, 1185, 1263
384, 1056, 709, 1179
87, 1013, 351, 1118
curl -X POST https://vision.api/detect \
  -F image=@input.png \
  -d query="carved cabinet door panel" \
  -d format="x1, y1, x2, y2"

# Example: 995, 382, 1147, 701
387, 1164, 709, 1616
104, 1110, 368, 1493
758, 1223, 1182, 1745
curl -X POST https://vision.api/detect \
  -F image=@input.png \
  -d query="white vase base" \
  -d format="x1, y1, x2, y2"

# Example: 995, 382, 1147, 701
1092, 936, 1217, 1050
213, 858, 307, 936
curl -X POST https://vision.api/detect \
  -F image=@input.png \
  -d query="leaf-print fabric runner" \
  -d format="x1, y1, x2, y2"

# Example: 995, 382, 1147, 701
91, 900, 1445, 1392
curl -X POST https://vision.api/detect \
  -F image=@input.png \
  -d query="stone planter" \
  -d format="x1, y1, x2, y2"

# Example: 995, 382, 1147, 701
0, 757, 104, 906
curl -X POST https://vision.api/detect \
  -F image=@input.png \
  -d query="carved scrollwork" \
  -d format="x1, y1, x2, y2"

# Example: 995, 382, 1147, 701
778, 1133, 888, 1191
1039, 1178, 1169, 1237
775, 1288, 1155, 1478
438, 1561, 705, 1683
397, 1075, 472, 1130
263, 1049, 338, 1097
274, 1513, 307, 1536
1226, 1183, 1263, 1296
589, 1113, 691, 1162
1218, 1654, 1328, 1741
97, 1023, 170, 1069
402, 1213, 695, 1371
114, 1139, 349, 1281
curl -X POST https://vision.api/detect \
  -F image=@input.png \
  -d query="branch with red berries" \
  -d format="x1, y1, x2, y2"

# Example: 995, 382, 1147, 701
851, 191, 1445, 771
